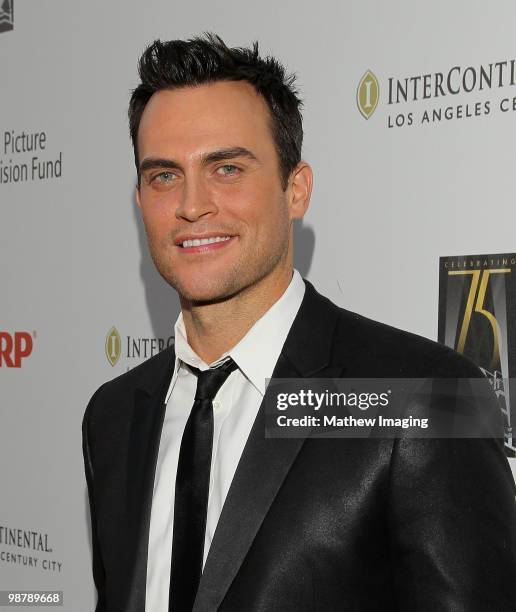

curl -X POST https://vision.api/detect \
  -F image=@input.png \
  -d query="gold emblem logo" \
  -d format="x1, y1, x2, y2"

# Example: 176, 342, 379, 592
357, 70, 379, 119
449, 269, 510, 370
105, 326, 121, 367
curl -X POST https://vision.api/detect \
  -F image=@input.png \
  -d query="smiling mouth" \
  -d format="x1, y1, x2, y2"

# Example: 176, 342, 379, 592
180, 235, 232, 248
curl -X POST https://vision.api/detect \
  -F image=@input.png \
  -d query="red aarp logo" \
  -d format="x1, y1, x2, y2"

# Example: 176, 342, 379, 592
0, 331, 34, 368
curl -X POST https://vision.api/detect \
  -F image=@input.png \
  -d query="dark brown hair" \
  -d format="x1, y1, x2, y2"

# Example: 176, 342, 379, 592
128, 32, 304, 190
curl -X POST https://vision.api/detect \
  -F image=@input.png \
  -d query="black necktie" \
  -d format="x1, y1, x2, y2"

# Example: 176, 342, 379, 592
169, 357, 239, 612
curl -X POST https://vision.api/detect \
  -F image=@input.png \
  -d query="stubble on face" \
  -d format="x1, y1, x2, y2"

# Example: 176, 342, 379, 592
146, 194, 292, 306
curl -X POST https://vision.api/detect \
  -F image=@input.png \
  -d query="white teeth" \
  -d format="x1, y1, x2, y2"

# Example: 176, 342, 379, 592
182, 236, 232, 248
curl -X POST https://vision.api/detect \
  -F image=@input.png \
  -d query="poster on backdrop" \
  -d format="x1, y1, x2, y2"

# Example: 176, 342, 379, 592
438, 252, 516, 457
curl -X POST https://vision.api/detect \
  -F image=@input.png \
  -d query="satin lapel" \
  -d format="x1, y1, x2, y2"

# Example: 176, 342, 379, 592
192, 352, 302, 612
194, 357, 344, 612
194, 281, 345, 611
122, 350, 175, 612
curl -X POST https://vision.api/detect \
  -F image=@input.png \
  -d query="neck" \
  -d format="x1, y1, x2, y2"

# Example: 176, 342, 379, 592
180, 266, 294, 364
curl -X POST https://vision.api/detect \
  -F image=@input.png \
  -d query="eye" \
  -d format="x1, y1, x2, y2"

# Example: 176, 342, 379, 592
153, 171, 176, 184
216, 164, 240, 176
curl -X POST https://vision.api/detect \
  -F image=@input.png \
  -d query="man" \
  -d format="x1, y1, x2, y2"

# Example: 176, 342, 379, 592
82, 33, 516, 612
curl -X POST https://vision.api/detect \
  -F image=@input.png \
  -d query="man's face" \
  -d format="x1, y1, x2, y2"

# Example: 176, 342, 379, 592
136, 80, 307, 304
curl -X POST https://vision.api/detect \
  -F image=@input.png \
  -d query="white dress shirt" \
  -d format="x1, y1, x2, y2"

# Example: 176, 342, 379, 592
145, 269, 305, 612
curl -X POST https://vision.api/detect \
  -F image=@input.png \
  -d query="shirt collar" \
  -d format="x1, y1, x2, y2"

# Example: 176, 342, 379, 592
167, 269, 305, 400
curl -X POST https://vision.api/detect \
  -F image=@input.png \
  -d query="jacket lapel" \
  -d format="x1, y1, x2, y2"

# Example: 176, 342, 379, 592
193, 280, 344, 611
123, 347, 176, 612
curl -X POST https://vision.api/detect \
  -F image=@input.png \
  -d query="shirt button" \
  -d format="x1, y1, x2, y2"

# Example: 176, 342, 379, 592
213, 401, 220, 410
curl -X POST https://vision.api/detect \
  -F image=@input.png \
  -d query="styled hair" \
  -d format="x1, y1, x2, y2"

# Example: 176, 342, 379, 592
128, 32, 303, 190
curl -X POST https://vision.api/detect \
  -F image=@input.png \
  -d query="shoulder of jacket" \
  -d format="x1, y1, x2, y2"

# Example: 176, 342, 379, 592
331, 305, 482, 378
84, 343, 175, 418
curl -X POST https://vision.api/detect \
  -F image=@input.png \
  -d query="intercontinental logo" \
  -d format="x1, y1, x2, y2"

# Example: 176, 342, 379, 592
0, 0, 13, 33
105, 326, 174, 369
357, 57, 516, 128
105, 327, 121, 366
357, 70, 380, 119
0, 524, 63, 573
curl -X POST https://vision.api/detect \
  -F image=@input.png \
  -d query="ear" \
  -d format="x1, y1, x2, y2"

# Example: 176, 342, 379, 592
287, 161, 313, 221
135, 184, 142, 209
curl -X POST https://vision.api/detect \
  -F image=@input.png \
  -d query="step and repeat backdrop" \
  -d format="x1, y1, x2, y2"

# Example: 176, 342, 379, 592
2, 0, 516, 609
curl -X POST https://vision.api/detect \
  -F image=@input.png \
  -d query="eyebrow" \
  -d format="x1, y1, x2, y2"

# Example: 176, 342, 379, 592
139, 146, 259, 175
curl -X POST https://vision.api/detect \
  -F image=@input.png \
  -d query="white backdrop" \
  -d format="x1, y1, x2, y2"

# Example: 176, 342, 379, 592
2, 1, 516, 609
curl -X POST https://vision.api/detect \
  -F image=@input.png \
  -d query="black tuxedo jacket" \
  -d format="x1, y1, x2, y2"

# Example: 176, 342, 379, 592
83, 279, 516, 611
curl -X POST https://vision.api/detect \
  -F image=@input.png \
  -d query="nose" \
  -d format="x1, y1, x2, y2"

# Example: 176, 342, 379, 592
175, 174, 217, 222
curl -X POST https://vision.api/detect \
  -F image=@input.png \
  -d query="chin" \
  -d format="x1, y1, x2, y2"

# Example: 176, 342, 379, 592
170, 275, 240, 305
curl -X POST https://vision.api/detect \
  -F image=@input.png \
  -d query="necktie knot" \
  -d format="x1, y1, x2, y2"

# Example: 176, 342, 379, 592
191, 357, 238, 401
